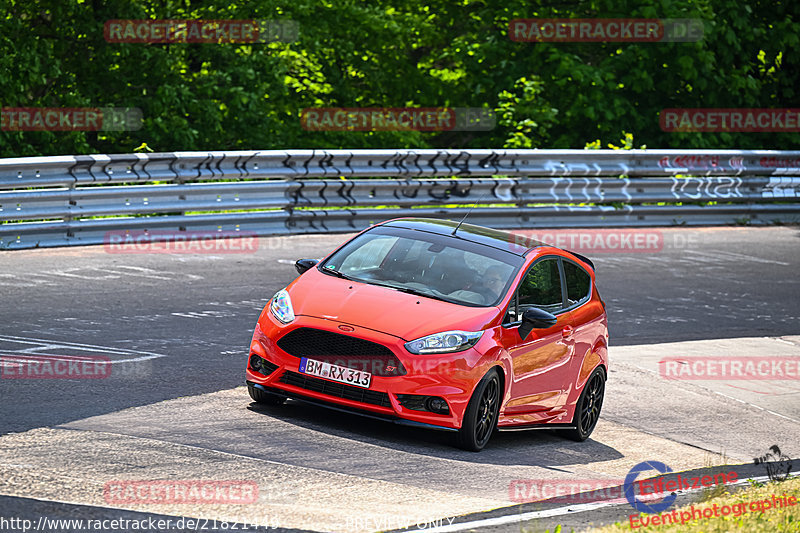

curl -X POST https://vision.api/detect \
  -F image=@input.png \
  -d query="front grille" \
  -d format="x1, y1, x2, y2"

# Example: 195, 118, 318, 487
279, 370, 392, 408
277, 327, 406, 376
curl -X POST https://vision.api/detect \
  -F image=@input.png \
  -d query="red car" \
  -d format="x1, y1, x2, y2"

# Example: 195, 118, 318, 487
246, 218, 608, 451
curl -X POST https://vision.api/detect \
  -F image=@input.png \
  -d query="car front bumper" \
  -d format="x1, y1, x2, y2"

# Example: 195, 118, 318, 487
245, 313, 492, 431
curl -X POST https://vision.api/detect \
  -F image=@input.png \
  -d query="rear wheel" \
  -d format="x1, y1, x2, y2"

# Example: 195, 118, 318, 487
247, 383, 287, 406
562, 368, 605, 442
456, 369, 501, 452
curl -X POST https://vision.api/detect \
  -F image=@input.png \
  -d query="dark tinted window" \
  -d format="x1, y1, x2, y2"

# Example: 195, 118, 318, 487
506, 258, 563, 322
564, 261, 591, 306
321, 226, 523, 307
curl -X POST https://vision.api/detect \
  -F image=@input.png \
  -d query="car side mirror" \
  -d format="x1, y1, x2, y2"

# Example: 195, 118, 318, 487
295, 259, 319, 275
518, 307, 558, 340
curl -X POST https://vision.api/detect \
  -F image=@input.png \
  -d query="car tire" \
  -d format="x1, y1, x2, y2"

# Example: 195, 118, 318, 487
247, 383, 287, 406
456, 369, 501, 452
562, 367, 605, 442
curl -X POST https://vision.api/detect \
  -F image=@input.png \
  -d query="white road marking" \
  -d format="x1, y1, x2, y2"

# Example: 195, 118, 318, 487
105, 265, 202, 280
0, 274, 52, 287
0, 354, 162, 368
171, 310, 237, 319
0, 267, 202, 286
0, 335, 167, 366
624, 361, 800, 425
684, 249, 790, 266
44, 268, 122, 280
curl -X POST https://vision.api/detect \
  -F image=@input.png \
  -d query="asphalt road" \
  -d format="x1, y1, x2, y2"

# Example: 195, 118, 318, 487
1, 227, 798, 434
0, 226, 798, 532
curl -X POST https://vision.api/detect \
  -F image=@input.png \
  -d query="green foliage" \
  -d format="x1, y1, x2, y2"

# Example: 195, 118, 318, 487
2, 0, 799, 157
497, 77, 558, 148
133, 142, 154, 153
585, 131, 646, 150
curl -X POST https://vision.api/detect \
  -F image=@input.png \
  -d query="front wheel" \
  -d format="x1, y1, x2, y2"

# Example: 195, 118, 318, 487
456, 369, 501, 452
562, 367, 605, 442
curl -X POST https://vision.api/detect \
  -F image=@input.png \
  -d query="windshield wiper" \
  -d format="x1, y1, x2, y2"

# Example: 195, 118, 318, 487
374, 283, 451, 303
321, 266, 353, 280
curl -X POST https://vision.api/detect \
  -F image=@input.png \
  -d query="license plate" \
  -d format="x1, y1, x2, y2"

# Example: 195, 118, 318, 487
299, 357, 372, 389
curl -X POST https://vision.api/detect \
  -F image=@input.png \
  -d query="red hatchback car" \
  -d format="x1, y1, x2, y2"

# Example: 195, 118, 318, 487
246, 218, 608, 451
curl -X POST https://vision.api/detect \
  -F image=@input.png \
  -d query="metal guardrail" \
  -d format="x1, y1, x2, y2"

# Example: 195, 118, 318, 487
1, 149, 799, 249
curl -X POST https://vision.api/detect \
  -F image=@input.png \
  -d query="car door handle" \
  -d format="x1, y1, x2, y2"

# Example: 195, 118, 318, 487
562, 326, 574, 338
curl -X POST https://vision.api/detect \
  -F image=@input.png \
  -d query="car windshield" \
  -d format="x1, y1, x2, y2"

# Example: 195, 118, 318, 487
319, 226, 523, 307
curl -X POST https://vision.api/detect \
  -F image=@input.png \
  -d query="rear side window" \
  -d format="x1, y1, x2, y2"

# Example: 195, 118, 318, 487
563, 260, 591, 307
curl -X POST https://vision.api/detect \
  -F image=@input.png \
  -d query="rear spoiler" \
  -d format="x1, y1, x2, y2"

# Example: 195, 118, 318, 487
568, 251, 595, 271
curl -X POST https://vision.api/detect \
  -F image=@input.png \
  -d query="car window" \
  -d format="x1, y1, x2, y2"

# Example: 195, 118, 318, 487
339, 235, 398, 272
505, 258, 564, 323
321, 227, 523, 307
563, 260, 592, 307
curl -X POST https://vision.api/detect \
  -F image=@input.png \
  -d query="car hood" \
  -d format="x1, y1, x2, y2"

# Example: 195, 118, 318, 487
287, 269, 500, 341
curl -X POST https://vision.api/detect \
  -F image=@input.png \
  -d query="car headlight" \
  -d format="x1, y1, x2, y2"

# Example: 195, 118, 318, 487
269, 289, 295, 324
405, 330, 483, 354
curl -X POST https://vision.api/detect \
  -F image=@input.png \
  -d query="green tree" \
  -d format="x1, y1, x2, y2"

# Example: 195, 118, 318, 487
1, 0, 798, 157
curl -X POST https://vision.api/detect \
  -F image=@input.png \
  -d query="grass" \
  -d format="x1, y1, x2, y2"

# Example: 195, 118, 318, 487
586, 475, 800, 533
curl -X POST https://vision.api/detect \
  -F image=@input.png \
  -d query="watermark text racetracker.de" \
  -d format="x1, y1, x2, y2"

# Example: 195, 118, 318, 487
103, 480, 258, 504
507, 229, 664, 254
0, 514, 453, 532
661, 108, 800, 132
301, 107, 495, 131
509, 18, 703, 42
1, 107, 142, 131
104, 19, 298, 43
659, 357, 800, 380
510, 470, 737, 504
507, 229, 710, 255
1, 355, 111, 379
510, 479, 626, 503
0, 515, 281, 532
104, 231, 259, 254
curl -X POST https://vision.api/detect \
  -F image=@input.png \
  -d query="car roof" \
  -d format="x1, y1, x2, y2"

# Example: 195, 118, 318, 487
381, 217, 548, 256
